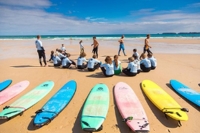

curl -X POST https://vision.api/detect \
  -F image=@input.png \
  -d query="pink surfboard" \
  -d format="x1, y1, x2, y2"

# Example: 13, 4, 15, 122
0, 80, 29, 105
114, 82, 150, 132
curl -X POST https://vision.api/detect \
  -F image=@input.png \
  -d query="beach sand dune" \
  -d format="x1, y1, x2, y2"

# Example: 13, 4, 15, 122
0, 38, 200, 133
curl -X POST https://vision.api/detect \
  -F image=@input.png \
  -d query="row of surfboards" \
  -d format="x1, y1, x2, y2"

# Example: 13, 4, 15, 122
0, 79, 200, 133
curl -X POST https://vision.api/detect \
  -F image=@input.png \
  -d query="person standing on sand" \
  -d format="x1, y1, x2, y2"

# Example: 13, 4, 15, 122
79, 40, 84, 54
118, 35, 126, 56
91, 36, 99, 58
35, 35, 47, 67
143, 34, 153, 54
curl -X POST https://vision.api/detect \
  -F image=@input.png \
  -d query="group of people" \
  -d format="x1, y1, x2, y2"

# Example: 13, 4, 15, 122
35, 34, 157, 77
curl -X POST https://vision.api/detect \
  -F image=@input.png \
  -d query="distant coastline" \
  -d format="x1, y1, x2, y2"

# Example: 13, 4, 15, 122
0, 33, 200, 40
162, 32, 200, 34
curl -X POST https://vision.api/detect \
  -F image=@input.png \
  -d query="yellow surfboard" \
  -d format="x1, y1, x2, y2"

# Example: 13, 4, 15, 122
141, 80, 188, 122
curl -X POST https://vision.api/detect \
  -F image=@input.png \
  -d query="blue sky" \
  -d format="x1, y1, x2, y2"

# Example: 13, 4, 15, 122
0, 0, 200, 35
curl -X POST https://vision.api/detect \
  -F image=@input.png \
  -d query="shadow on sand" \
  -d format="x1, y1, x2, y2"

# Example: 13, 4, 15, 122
86, 72, 108, 78
10, 65, 41, 68
139, 83, 179, 128
0, 119, 9, 125
27, 115, 40, 131
72, 101, 86, 133
166, 83, 200, 112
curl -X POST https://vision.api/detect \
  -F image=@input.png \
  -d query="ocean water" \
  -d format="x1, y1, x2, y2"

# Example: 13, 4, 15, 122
0, 33, 200, 40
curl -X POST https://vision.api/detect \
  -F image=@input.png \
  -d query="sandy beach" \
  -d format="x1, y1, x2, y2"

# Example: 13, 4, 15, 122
0, 38, 200, 133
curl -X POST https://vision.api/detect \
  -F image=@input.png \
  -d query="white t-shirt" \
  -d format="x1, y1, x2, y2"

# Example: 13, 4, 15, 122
35, 40, 43, 50
127, 62, 137, 73
148, 57, 157, 67
80, 43, 84, 48
134, 59, 141, 70
60, 46, 66, 52
77, 57, 88, 66
100, 63, 114, 75
112, 60, 121, 70
140, 58, 151, 68
133, 52, 140, 59
62, 57, 72, 66
53, 56, 61, 64
57, 52, 66, 59
87, 58, 100, 68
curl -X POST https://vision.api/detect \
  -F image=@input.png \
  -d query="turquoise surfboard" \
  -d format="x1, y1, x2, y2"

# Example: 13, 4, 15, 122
81, 83, 109, 132
0, 81, 54, 119
170, 79, 200, 107
33, 80, 77, 126
0, 79, 12, 92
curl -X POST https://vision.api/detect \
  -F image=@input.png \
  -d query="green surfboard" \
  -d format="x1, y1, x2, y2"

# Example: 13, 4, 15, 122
0, 81, 54, 119
81, 83, 109, 132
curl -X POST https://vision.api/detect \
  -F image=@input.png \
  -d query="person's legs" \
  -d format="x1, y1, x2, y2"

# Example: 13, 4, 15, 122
94, 63, 101, 70
151, 66, 156, 70
118, 46, 122, 56
101, 67, 107, 76
54, 64, 60, 67
143, 47, 147, 54
122, 68, 136, 76
37, 50, 43, 66
137, 69, 141, 74
147, 48, 153, 55
140, 64, 151, 72
95, 47, 98, 58
121, 45, 126, 56
70, 60, 76, 66
77, 65, 84, 69
88, 68, 95, 71
42, 53, 47, 66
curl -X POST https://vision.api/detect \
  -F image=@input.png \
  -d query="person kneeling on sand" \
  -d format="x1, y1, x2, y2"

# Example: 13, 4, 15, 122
77, 52, 88, 69
62, 53, 76, 68
122, 57, 137, 76
87, 55, 101, 71
113, 55, 122, 75
100, 56, 114, 77
140, 53, 151, 72
147, 53, 157, 70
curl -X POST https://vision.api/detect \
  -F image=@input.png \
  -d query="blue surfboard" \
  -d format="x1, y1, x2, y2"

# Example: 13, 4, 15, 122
170, 79, 200, 107
0, 79, 12, 92
33, 80, 77, 126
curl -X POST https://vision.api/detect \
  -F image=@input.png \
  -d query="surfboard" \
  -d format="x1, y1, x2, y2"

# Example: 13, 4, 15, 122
0, 80, 29, 105
81, 83, 109, 132
141, 80, 188, 123
170, 79, 200, 107
0, 79, 12, 92
114, 82, 149, 132
0, 81, 54, 120
33, 80, 77, 126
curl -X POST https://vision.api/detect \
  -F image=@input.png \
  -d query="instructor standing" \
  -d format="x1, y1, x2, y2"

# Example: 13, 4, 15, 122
118, 35, 126, 56
35, 35, 47, 67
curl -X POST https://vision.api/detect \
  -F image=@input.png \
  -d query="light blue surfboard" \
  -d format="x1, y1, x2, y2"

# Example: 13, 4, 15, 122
0, 79, 12, 92
170, 79, 200, 107
33, 80, 77, 126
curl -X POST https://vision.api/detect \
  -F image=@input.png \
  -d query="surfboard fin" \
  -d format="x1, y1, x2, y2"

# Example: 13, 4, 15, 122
180, 108, 189, 112
178, 120, 182, 127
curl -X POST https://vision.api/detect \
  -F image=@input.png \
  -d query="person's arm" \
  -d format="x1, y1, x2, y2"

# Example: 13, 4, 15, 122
66, 58, 72, 64
127, 63, 131, 70
100, 63, 105, 68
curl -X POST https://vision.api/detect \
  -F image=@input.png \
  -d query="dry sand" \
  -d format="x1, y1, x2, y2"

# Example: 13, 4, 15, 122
0, 38, 200, 133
